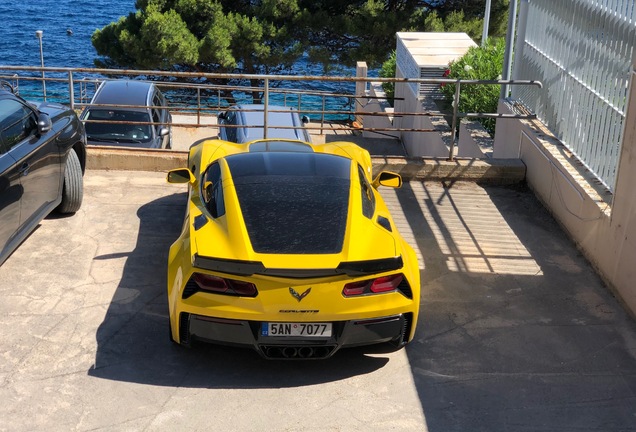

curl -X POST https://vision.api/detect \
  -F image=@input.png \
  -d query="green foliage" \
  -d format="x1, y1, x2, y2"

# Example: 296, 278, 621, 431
421, 1, 509, 44
424, 0, 510, 43
299, 0, 424, 68
379, 51, 396, 103
443, 11, 484, 40
423, 11, 445, 32
440, 38, 505, 135
93, 0, 304, 74
93, 0, 510, 76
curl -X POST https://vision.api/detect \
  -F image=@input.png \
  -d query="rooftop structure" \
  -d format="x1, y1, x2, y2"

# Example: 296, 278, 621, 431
396, 32, 477, 98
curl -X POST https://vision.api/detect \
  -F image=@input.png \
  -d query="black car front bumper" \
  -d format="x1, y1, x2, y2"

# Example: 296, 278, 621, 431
179, 312, 413, 359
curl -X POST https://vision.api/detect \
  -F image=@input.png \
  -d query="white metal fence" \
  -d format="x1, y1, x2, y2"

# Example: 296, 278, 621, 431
511, 0, 636, 192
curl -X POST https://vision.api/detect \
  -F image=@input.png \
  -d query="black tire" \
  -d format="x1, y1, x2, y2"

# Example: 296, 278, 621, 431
57, 149, 83, 214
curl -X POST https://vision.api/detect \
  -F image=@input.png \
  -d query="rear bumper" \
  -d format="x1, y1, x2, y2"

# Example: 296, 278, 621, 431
179, 312, 414, 359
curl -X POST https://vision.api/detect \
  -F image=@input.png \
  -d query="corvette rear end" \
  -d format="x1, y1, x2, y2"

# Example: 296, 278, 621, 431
167, 140, 420, 359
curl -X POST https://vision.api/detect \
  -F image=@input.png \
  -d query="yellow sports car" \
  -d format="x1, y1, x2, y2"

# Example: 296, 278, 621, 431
166, 138, 420, 359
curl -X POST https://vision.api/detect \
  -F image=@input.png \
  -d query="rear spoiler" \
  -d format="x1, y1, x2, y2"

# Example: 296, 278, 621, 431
193, 254, 403, 279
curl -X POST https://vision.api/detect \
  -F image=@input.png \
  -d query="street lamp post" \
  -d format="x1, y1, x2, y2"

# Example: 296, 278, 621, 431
35, 30, 46, 100
481, 0, 492, 46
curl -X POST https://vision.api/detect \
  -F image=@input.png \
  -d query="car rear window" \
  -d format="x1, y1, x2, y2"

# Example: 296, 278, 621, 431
226, 152, 351, 254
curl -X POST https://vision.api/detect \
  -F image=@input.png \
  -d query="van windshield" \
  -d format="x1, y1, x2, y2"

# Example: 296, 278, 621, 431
84, 109, 152, 143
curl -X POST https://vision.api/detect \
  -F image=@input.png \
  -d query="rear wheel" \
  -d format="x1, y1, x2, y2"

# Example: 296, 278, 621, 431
57, 149, 83, 214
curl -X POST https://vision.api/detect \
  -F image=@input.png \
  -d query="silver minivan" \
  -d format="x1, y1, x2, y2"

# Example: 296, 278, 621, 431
81, 80, 172, 149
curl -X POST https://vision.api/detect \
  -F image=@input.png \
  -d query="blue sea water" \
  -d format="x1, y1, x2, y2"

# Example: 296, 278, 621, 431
0, 0, 367, 116
0, 0, 136, 68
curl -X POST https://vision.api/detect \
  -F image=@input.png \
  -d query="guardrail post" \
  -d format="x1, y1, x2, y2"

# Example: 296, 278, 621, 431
264, 77, 269, 139
448, 80, 461, 161
197, 87, 201, 125
501, 0, 518, 99
68, 71, 74, 110
321, 95, 326, 135
12, 74, 19, 94
355, 62, 368, 127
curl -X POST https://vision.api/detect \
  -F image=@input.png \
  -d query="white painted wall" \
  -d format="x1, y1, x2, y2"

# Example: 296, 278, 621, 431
494, 85, 636, 315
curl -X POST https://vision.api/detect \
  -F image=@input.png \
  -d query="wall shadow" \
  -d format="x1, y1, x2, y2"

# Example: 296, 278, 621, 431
396, 181, 636, 432
88, 192, 388, 389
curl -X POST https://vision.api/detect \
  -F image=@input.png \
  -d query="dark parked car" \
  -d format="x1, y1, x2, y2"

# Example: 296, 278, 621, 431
81, 80, 172, 149
218, 104, 311, 143
0, 81, 86, 265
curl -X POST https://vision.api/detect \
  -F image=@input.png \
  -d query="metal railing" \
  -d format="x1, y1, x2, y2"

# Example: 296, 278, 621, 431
0, 65, 541, 160
512, 0, 636, 192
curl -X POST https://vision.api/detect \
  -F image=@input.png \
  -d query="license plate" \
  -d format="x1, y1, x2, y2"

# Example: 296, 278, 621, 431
262, 322, 332, 337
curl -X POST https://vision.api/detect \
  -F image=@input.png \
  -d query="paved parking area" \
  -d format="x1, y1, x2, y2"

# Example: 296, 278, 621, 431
1, 170, 635, 431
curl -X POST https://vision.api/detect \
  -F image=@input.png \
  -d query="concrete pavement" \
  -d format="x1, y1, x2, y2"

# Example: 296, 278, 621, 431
0, 171, 635, 431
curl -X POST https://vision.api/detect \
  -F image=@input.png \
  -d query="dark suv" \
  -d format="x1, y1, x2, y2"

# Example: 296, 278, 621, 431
81, 80, 172, 149
0, 81, 86, 265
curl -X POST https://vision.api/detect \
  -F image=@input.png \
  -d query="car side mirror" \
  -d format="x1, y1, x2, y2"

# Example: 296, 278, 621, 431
167, 168, 195, 184
37, 113, 52, 135
159, 127, 169, 137
372, 171, 402, 189
301, 115, 310, 124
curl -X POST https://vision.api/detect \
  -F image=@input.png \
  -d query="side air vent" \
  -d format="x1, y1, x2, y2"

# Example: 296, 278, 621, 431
401, 313, 413, 344
179, 312, 191, 346
397, 277, 413, 299
392, 313, 413, 347
377, 215, 392, 232
182, 279, 199, 299
194, 214, 208, 230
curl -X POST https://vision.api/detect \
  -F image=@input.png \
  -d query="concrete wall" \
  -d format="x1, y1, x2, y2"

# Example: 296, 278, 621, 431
493, 93, 636, 315
361, 83, 400, 140
394, 67, 448, 157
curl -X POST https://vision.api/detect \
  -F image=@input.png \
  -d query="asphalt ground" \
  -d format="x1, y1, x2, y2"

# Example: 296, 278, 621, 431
1, 170, 635, 431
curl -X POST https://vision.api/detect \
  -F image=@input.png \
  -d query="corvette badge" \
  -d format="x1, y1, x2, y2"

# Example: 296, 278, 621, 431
289, 287, 311, 302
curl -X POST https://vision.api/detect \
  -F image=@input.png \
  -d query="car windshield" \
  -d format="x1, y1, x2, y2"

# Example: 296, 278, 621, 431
226, 152, 351, 254
84, 109, 152, 143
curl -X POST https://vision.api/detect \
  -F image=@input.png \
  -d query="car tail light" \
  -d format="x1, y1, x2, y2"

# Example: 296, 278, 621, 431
342, 280, 368, 296
343, 274, 403, 297
369, 275, 403, 293
192, 273, 258, 297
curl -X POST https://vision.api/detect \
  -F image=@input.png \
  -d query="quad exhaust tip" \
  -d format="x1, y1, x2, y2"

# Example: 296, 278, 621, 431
261, 345, 335, 359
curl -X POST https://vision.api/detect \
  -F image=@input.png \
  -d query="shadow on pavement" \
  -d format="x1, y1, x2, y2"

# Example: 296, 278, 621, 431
396, 181, 636, 432
88, 192, 388, 388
